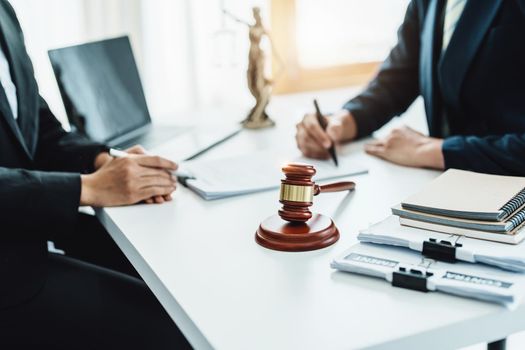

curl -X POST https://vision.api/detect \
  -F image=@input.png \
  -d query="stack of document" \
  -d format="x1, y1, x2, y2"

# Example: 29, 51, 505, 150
358, 216, 525, 272
178, 150, 367, 200
392, 169, 525, 244
331, 242, 524, 307
336, 170, 525, 305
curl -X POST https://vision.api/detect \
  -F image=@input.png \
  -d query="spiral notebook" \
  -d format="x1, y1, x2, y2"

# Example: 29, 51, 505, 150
401, 169, 525, 222
392, 204, 525, 234
398, 217, 525, 244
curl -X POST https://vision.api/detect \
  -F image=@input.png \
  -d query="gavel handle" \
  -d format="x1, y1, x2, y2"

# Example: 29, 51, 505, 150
314, 181, 355, 195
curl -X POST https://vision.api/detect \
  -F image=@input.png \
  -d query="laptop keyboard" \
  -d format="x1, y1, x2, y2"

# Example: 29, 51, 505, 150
119, 126, 186, 149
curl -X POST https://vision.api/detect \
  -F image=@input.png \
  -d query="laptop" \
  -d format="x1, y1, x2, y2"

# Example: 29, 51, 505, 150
48, 36, 240, 160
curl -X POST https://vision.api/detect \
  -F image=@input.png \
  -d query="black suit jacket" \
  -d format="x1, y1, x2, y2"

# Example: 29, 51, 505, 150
344, 0, 525, 175
0, 1, 106, 309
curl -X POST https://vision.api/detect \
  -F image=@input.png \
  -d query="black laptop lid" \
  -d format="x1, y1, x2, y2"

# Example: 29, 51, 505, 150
48, 36, 151, 143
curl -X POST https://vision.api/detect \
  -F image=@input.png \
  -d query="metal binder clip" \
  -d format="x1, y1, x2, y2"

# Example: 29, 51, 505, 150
418, 257, 435, 269
392, 266, 433, 292
422, 238, 462, 263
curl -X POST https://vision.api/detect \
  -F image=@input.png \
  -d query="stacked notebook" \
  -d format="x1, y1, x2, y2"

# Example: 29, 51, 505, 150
392, 169, 525, 244
358, 216, 525, 272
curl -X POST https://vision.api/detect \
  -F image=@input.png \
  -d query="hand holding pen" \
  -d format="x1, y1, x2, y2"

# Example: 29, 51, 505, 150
295, 101, 357, 162
80, 146, 178, 207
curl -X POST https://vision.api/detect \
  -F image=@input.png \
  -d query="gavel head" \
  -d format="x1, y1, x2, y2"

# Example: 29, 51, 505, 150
278, 163, 316, 223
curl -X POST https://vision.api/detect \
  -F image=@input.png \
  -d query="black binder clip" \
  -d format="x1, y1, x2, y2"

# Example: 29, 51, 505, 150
392, 267, 433, 292
422, 238, 462, 263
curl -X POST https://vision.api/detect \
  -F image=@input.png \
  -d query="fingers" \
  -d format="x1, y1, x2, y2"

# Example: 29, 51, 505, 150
118, 158, 176, 204
144, 194, 172, 205
295, 112, 349, 160
151, 194, 173, 204
153, 195, 165, 204
126, 144, 148, 155
135, 155, 178, 171
139, 185, 176, 200
139, 168, 175, 180
139, 170, 177, 195
302, 114, 332, 148
295, 124, 330, 159
364, 138, 391, 160
138, 175, 177, 189
301, 141, 331, 159
364, 141, 385, 156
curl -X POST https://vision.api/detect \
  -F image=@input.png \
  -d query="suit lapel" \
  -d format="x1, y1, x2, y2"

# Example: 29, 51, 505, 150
0, 72, 27, 151
0, 3, 38, 159
438, 0, 503, 107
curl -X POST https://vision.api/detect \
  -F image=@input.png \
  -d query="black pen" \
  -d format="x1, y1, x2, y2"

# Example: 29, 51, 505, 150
313, 99, 338, 166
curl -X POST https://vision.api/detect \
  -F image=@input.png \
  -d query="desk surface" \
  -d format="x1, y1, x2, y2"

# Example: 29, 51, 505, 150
97, 89, 525, 350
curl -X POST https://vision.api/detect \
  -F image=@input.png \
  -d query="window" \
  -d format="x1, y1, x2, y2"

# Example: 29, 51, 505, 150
271, 0, 409, 93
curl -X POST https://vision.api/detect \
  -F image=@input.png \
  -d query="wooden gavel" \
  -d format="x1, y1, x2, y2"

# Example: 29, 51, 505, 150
255, 163, 354, 251
278, 163, 355, 223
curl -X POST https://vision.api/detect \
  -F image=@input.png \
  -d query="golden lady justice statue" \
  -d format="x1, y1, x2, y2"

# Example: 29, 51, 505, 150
225, 7, 283, 129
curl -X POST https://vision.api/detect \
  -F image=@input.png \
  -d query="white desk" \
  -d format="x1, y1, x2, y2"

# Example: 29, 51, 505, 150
97, 89, 525, 349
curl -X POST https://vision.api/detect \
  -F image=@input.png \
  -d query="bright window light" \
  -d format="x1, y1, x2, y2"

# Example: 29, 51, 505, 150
296, 0, 409, 68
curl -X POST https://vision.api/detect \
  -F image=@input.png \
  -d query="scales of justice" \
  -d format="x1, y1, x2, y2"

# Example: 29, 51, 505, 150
256, 164, 355, 252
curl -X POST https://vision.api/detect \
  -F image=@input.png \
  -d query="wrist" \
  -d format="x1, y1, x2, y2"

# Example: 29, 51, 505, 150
418, 138, 445, 169
80, 174, 96, 206
336, 110, 358, 141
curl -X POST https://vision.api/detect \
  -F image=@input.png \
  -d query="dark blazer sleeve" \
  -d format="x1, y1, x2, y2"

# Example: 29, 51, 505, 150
342, 0, 421, 138
33, 97, 108, 173
0, 167, 81, 231
443, 134, 525, 176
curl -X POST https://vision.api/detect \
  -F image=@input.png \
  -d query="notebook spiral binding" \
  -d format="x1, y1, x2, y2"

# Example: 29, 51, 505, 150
508, 207, 525, 231
500, 187, 525, 219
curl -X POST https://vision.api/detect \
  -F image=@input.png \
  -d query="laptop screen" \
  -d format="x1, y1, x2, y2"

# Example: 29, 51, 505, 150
48, 36, 151, 143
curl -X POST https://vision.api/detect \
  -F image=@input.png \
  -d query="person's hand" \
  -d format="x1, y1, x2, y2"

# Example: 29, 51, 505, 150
93, 145, 147, 170
124, 145, 173, 204
93, 145, 173, 204
80, 153, 178, 207
364, 126, 445, 169
295, 109, 357, 159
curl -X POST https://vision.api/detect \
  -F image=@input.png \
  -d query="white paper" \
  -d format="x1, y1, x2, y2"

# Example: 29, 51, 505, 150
331, 243, 525, 307
179, 150, 368, 200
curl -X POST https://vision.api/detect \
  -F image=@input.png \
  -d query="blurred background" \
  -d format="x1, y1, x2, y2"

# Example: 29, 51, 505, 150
10, 0, 408, 126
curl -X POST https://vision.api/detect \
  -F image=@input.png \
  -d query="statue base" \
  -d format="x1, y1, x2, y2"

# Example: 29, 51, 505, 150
255, 213, 339, 252
242, 117, 275, 129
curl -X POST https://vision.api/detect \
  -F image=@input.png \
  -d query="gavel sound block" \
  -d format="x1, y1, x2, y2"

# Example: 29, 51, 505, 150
256, 163, 355, 252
